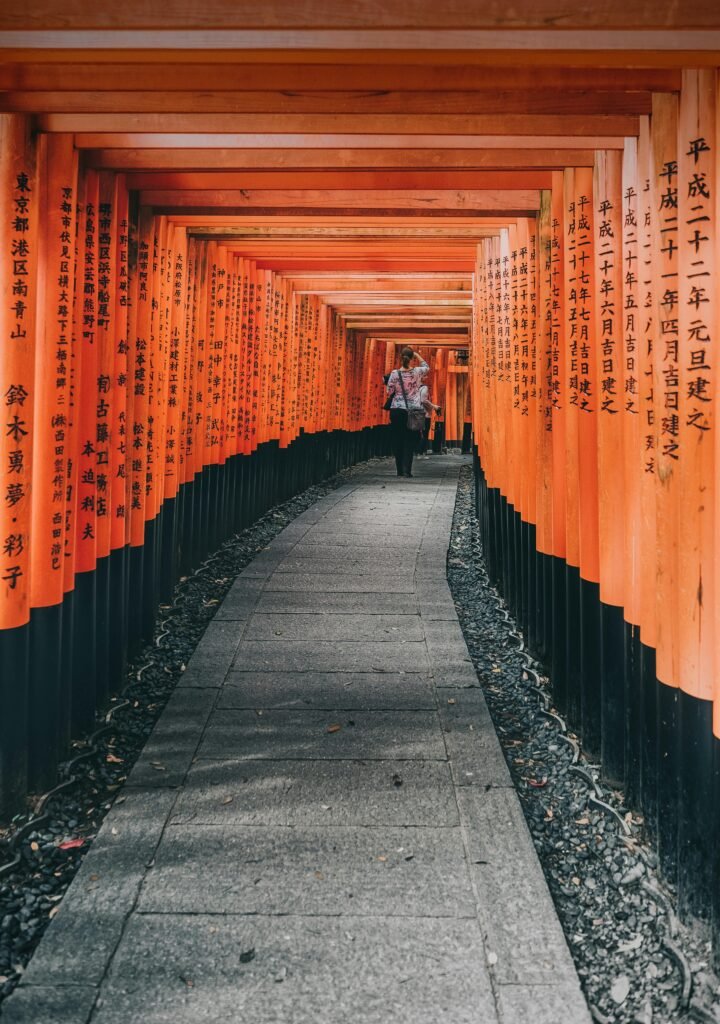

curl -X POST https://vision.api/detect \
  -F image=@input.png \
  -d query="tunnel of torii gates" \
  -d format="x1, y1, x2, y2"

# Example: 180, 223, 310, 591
2, 7, 720, 955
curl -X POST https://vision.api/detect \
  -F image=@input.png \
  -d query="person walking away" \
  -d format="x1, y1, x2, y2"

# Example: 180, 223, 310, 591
417, 383, 441, 456
386, 348, 428, 477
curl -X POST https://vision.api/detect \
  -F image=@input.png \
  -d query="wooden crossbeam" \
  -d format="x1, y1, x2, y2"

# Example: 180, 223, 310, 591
1, 48, 718, 69
73, 132, 626, 149
0, 63, 682, 92
125, 171, 552, 190
141, 188, 540, 210
1, 89, 653, 115
37, 112, 639, 135
1, 1, 717, 31
85, 148, 597, 169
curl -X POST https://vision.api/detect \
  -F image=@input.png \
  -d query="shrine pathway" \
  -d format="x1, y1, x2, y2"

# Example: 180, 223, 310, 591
4, 456, 590, 1024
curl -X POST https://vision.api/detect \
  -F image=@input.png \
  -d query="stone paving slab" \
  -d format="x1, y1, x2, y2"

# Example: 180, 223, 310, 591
496, 982, 592, 1024
232, 638, 430, 673
219, 669, 436, 710
137, 824, 475, 917
18, 789, 177, 989
170, 758, 458, 827
125, 687, 218, 785
0, 987, 98, 1024
3, 456, 590, 1024
92, 914, 498, 1024
438, 688, 514, 788
197, 708, 447, 761
263, 571, 416, 592
245, 611, 424, 641
457, 786, 580, 987
253, 590, 419, 614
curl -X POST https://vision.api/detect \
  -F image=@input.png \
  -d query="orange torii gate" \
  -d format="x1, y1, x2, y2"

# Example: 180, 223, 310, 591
2, 7, 720, 965
470, 68, 719, 932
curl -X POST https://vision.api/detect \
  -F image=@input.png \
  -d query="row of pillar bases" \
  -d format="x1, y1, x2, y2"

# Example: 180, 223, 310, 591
473, 450, 720, 965
0, 425, 392, 819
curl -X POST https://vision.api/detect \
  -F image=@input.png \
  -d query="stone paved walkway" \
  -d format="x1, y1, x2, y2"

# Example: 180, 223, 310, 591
4, 456, 590, 1024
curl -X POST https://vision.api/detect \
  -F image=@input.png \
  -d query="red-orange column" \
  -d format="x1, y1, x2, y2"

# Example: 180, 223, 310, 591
31, 134, 77, 611
562, 168, 580, 574
574, 166, 599, 589
74, 169, 100, 576
550, 173, 567, 564
651, 92, 680, 693
594, 149, 625, 612
536, 194, 554, 558
621, 137, 642, 629
677, 70, 715, 704
637, 115, 657, 654
128, 208, 154, 550
0, 115, 37, 632
112, 177, 131, 554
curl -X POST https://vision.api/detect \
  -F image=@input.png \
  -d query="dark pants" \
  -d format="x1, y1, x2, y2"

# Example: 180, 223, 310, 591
389, 409, 415, 476
418, 418, 432, 454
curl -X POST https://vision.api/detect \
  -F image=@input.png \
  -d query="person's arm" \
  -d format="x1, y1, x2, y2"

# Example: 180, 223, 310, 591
412, 353, 429, 379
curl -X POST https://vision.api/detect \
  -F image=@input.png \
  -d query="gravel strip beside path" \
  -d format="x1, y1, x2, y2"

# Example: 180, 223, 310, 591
447, 464, 720, 1024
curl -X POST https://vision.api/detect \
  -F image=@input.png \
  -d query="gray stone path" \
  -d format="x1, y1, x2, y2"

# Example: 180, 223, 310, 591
4, 456, 591, 1024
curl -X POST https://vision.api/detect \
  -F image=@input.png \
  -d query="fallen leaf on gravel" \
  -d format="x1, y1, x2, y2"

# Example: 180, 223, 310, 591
58, 838, 85, 851
30, 841, 39, 851
49, 905, 61, 920
106, 754, 123, 764
528, 777, 548, 788
326, 723, 343, 733
610, 974, 630, 1005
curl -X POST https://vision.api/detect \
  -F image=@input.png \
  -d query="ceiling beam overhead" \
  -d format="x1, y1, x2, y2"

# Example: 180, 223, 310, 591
126, 170, 552, 189
142, 188, 540, 211
0, 62, 682, 93
1, 89, 653, 115
37, 111, 640, 135
73, 132, 625, 149
1, 1, 718, 32
84, 147, 597, 169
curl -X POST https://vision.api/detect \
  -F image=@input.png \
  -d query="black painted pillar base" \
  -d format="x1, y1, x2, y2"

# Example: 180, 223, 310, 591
565, 565, 582, 733
600, 602, 626, 787
712, 736, 720, 972
624, 622, 642, 809
0, 623, 29, 815
677, 691, 714, 923
550, 556, 568, 716
639, 638, 659, 841
580, 578, 602, 761
70, 569, 97, 736
656, 681, 680, 889
27, 604, 63, 793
